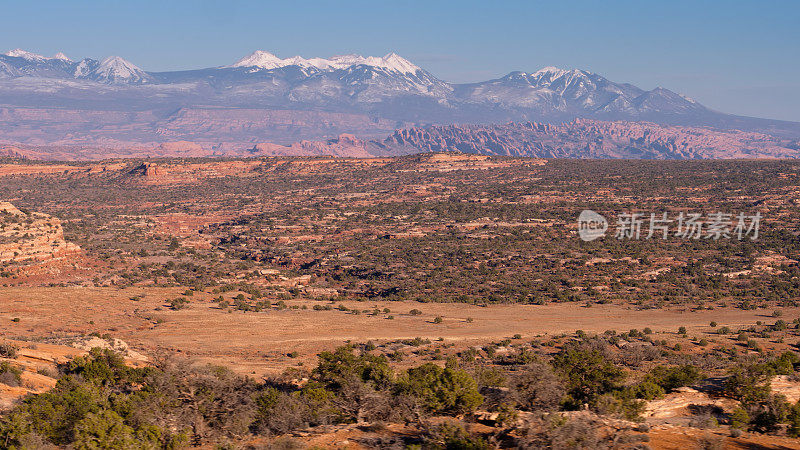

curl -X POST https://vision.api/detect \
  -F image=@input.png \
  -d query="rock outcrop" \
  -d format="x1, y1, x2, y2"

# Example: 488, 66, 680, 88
0, 202, 80, 264
128, 162, 162, 178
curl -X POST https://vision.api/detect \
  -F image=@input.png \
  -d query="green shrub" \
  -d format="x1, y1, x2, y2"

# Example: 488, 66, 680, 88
312, 345, 393, 391
768, 351, 800, 375
627, 381, 665, 401
168, 297, 189, 310
73, 409, 138, 449
9, 376, 108, 445
423, 420, 489, 450
748, 394, 790, 433
788, 400, 800, 437
552, 342, 624, 407
64, 348, 146, 387
595, 393, 645, 421
474, 366, 506, 389
401, 363, 483, 414
644, 365, 703, 392
724, 363, 774, 404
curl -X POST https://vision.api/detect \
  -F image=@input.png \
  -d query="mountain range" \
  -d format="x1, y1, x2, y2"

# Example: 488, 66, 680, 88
0, 48, 799, 154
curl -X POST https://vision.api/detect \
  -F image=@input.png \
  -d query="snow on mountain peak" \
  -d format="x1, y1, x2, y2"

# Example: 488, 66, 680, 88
232, 50, 422, 74
536, 66, 565, 73
99, 56, 142, 74
53, 52, 72, 62
4, 49, 47, 61
74, 56, 151, 83
503, 66, 580, 85
532, 66, 569, 78
4, 49, 73, 63
380, 52, 420, 73
93, 56, 150, 82
232, 50, 285, 70
73, 59, 95, 78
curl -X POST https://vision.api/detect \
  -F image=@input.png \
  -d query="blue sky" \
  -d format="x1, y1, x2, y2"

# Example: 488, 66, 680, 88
2, 0, 799, 121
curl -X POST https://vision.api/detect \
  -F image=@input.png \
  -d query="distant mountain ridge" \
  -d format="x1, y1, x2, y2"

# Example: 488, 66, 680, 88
372, 119, 800, 159
1, 48, 799, 151
4, 119, 798, 161
244, 119, 799, 160
230, 50, 423, 74
0, 49, 151, 83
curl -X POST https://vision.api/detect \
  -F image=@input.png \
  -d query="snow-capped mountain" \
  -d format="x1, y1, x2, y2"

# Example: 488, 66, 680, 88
0, 49, 75, 78
0, 48, 692, 112
0, 49, 149, 84
5, 49, 49, 61
0, 47, 798, 146
232, 50, 422, 74
4, 49, 70, 62
74, 56, 152, 84
223, 50, 450, 102
455, 66, 705, 117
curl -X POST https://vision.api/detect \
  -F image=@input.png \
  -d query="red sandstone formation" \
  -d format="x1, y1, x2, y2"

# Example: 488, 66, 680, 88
0, 202, 81, 264
1, 119, 798, 160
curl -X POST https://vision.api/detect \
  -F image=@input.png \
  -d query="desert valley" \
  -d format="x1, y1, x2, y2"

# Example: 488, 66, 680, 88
1, 3, 800, 447
1, 154, 800, 448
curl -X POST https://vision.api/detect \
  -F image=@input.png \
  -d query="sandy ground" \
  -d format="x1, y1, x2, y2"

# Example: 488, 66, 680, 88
647, 426, 800, 449
0, 286, 793, 377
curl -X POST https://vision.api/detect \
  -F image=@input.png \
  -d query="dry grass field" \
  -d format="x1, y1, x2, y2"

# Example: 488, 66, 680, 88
2, 285, 795, 377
